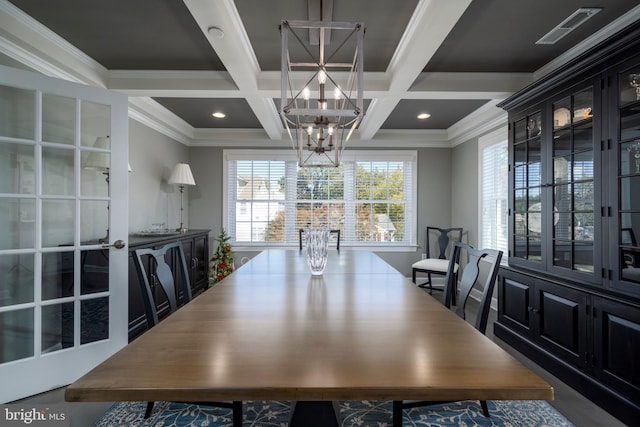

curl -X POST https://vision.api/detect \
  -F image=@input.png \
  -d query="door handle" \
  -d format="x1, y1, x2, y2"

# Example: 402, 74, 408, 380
101, 239, 126, 249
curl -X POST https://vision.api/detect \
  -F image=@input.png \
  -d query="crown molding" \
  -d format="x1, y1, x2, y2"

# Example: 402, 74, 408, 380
447, 100, 507, 147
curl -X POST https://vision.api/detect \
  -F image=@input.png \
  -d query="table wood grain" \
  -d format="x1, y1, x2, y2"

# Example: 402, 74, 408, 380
65, 249, 553, 403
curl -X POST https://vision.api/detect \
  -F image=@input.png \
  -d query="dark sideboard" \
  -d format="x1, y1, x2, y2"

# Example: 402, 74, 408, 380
127, 229, 210, 340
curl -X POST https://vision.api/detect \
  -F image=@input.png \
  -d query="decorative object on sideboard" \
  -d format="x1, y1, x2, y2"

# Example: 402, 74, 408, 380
168, 163, 196, 233
279, 4, 364, 168
210, 229, 234, 285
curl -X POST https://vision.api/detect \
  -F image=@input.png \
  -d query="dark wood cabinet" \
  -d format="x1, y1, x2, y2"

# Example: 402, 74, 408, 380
127, 229, 210, 340
498, 269, 588, 370
496, 22, 640, 426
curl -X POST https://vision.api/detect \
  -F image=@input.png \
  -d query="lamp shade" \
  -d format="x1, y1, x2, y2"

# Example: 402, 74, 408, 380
168, 163, 196, 186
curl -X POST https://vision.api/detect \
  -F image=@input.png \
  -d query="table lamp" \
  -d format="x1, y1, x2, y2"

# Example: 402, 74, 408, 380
168, 162, 196, 233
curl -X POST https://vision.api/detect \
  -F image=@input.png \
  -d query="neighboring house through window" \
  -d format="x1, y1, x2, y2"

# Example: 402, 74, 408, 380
224, 150, 417, 248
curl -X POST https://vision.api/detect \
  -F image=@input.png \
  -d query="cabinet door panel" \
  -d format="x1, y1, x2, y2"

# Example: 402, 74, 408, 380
593, 297, 640, 403
498, 270, 533, 336
535, 280, 588, 368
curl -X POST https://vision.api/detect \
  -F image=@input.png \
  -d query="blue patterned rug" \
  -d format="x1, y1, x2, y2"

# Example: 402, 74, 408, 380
91, 399, 574, 426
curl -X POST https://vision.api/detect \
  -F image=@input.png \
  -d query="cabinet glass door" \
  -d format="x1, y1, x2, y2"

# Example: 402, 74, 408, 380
551, 88, 595, 274
618, 65, 640, 288
512, 111, 543, 263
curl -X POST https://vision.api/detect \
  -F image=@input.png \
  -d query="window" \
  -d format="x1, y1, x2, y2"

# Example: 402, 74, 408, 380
479, 128, 508, 253
224, 150, 416, 247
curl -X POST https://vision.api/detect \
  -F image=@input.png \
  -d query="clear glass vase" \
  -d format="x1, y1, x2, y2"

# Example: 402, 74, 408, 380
305, 228, 330, 275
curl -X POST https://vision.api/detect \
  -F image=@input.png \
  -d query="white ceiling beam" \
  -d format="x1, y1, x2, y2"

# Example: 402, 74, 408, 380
359, 0, 472, 140
108, 69, 522, 100
183, 0, 283, 140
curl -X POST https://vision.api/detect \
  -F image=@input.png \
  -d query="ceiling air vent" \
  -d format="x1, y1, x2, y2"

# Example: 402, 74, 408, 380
536, 7, 602, 45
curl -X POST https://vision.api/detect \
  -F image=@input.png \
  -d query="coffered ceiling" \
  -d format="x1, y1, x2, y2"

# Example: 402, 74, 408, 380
1, 0, 639, 146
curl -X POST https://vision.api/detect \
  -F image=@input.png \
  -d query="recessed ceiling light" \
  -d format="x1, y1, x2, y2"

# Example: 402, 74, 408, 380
417, 113, 431, 120
212, 112, 226, 119
208, 27, 225, 39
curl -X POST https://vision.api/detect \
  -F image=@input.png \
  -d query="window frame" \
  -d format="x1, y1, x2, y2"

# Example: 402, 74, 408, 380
223, 149, 417, 251
478, 127, 509, 254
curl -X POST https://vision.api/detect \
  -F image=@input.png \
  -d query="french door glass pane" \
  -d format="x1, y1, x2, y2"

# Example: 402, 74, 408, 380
42, 94, 75, 145
0, 253, 34, 307
42, 251, 74, 300
80, 249, 109, 295
0, 142, 35, 194
42, 302, 74, 354
42, 199, 75, 247
42, 146, 75, 196
80, 200, 109, 243
0, 85, 34, 140
0, 308, 34, 363
80, 297, 109, 344
80, 101, 110, 147
81, 166, 109, 197
0, 198, 35, 250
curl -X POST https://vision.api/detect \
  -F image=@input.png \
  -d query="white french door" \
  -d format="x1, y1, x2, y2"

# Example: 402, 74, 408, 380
0, 65, 129, 402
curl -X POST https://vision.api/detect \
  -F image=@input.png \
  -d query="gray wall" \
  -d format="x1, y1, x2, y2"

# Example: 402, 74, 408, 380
126, 122, 504, 277
128, 120, 189, 233
451, 138, 480, 247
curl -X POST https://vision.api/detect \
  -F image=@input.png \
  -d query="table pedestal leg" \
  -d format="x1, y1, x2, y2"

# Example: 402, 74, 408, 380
289, 401, 341, 427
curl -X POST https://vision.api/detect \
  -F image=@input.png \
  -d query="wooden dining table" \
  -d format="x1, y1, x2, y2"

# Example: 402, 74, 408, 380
65, 249, 553, 425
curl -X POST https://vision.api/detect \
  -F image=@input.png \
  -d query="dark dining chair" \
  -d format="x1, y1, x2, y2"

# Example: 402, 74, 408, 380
412, 226, 463, 292
132, 242, 242, 425
298, 228, 341, 250
394, 241, 503, 426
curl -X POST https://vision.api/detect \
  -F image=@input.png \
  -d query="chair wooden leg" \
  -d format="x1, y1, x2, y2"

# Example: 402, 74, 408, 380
144, 401, 154, 419
232, 401, 243, 427
392, 401, 403, 427
480, 400, 490, 417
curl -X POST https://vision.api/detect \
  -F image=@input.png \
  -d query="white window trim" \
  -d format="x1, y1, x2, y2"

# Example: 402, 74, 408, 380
478, 126, 508, 256
223, 149, 418, 251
